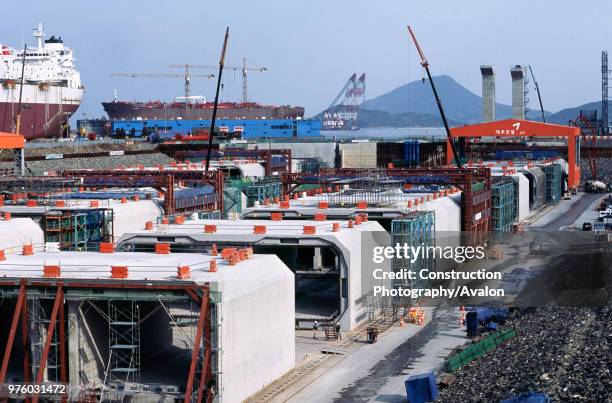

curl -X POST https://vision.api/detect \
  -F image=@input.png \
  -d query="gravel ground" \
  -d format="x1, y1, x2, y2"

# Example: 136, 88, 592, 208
0, 153, 174, 175
438, 306, 612, 403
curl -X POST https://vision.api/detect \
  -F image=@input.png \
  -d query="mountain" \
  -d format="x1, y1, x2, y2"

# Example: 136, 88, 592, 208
546, 101, 602, 124
357, 108, 462, 128
361, 75, 545, 124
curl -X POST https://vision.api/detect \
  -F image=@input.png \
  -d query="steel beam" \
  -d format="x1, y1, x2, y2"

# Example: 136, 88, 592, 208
196, 288, 212, 403
185, 288, 210, 402
32, 284, 64, 403
0, 280, 26, 385
59, 295, 67, 403
21, 284, 30, 384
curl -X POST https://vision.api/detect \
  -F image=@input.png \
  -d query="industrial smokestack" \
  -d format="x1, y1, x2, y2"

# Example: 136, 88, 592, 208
511, 65, 526, 120
480, 65, 495, 122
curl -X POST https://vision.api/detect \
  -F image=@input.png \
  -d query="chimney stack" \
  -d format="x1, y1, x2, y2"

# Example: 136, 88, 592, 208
480, 65, 495, 122
511, 65, 526, 120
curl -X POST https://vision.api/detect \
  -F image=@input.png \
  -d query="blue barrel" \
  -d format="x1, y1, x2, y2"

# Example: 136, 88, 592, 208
501, 392, 552, 403
404, 371, 438, 403
466, 311, 479, 337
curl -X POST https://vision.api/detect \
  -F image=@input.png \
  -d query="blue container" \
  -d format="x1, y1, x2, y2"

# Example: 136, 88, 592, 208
404, 371, 438, 403
466, 311, 479, 337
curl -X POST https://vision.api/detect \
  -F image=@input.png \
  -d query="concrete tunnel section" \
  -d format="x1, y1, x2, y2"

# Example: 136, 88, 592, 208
117, 219, 390, 331
0, 250, 294, 403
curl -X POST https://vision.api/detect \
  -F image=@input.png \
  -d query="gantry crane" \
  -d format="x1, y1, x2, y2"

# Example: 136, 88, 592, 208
171, 58, 268, 103
110, 67, 215, 114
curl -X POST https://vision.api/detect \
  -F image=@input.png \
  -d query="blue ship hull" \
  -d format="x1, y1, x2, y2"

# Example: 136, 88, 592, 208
111, 118, 321, 139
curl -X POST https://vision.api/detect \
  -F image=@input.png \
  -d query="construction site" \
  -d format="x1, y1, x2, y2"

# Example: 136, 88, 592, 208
0, 14, 611, 403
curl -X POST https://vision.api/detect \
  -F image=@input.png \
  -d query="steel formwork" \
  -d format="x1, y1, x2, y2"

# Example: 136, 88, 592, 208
60, 169, 224, 216
0, 279, 215, 403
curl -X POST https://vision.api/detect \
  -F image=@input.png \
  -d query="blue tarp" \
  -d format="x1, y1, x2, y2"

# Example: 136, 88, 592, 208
501, 392, 552, 403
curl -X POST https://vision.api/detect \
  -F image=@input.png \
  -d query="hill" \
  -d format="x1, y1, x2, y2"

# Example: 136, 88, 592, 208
356, 108, 462, 128
361, 75, 545, 124
546, 101, 602, 124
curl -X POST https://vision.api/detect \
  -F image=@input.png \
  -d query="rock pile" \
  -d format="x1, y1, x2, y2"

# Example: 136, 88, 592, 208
438, 306, 611, 402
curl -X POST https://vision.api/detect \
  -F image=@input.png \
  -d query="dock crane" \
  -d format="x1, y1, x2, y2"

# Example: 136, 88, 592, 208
528, 66, 546, 123
172, 58, 268, 103
110, 68, 215, 114
407, 26, 462, 168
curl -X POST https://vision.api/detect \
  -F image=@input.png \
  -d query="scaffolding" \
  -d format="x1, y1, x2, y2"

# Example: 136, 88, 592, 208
30, 299, 61, 382
43, 209, 114, 250
544, 164, 562, 205
108, 300, 141, 385
386, 211, 435, 322
491, 180, 515, 240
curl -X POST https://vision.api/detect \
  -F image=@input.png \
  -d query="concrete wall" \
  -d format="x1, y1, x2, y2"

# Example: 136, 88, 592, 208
0, 218, 44, 252
339, 143, 377, 168
218, 255, 295, 402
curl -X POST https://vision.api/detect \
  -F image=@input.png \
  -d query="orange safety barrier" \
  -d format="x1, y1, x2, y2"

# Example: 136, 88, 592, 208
162, 217, 170, 225
407, 200, 413, 208
0, 249, 4, 261
280, 201, 290, 209
318, 201, 329, 209
175, 215, 185, 224
303, 225, 316, 235
111, 265, 129, 279
356, 201, 367, 209
121, 197, 127, 204
155, 243, 171, 254
90, 200, 99, 208
314, 213, 326, 221
22, 244, 33, 256
209, 259, 218, 272
204, 224, 217, 233
133, 195, 140, 201
99, 243, 114, 253
26, 200, 37, 207
145, 221, 153, 230
0, 197, 3, 208
332, 223, 340, 232
271, 212, 282, 221
245, 247, 253, 259
3, 212, 11, 220
43, 265, 61, 278
55, 200, 65, 207
221, 248, 237, 260
211, 244, 218, 256
253, 225, 267, 234
177, 265, 191, 279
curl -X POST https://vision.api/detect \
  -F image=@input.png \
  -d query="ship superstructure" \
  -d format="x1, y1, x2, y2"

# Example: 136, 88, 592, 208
0, 23, 84, 139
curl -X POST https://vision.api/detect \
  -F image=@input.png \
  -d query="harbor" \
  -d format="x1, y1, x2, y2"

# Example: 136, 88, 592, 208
0, 4, 611, 403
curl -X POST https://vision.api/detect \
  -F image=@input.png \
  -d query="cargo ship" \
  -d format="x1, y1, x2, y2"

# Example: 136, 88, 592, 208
0, 23, 84, 139
102, 99, 305, 121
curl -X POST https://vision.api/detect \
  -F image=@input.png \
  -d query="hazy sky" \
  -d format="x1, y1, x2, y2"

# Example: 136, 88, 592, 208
5, 0, 612, 119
